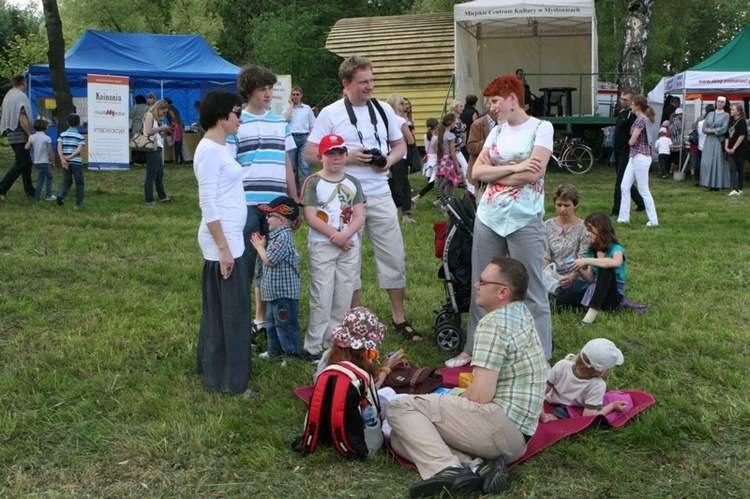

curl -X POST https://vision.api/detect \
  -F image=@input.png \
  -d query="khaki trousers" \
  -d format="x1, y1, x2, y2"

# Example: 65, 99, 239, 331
354, 193, 406, 290
388, 394, 527, 479
304, 240, 360, 354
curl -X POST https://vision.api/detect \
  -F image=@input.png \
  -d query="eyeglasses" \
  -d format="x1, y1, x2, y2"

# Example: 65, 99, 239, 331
478, 278, 509, 287
231, 108, 242, 119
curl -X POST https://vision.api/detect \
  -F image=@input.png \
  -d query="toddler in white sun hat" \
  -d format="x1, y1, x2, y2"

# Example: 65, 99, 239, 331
540, 338, 628, 422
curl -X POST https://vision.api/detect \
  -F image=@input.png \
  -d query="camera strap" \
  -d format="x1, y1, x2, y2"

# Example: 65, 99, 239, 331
343, 96, 391, 154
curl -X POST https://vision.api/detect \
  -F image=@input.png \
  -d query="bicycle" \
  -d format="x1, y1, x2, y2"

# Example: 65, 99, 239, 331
550, 132, 594, 174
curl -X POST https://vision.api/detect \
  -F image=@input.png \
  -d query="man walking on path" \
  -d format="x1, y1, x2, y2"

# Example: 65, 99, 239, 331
0, 75, 36, 201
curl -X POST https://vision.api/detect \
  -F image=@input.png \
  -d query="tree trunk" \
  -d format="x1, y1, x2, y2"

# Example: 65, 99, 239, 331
618, 0, 655, 95
41, 0, 75, 136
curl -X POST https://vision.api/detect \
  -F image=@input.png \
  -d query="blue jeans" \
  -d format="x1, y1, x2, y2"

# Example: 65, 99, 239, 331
266, 297, 301, 358
34, 163, 53, 201
289, 134, 311, 194
174, 140, 184, 163
58, 163, 84, 205
145, 147, 167, 203
243, 205, 267, 281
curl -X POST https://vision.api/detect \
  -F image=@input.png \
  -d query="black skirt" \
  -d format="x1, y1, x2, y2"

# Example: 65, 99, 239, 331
195, 257, 252, 394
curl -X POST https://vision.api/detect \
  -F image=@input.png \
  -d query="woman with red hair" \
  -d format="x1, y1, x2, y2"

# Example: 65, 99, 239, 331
445, 75, 554, 368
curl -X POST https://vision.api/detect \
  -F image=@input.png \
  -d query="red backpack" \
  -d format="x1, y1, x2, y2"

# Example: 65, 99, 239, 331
293, 361, 381, 460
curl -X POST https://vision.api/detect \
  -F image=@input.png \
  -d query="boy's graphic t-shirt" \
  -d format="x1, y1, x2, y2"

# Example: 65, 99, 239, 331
301, 173, 364, 243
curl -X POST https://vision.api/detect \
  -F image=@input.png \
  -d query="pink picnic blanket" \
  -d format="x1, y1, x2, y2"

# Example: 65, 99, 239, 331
293, 365, 656, 471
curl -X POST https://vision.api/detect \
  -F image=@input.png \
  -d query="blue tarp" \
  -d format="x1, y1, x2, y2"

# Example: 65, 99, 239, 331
27, 30, 241, 136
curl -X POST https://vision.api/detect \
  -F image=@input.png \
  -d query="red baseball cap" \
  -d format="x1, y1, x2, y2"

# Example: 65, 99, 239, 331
318, 134, 348, 154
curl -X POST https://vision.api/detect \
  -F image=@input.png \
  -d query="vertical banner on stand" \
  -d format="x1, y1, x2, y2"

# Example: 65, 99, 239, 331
272, 75, 292, 116
87, 74, 130, 170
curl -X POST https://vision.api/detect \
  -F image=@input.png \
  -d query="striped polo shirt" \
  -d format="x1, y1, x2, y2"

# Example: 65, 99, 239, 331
226, 110, 295, 206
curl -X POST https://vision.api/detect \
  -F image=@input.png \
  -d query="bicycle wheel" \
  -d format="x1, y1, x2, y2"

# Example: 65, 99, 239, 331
562, 145, 594, 174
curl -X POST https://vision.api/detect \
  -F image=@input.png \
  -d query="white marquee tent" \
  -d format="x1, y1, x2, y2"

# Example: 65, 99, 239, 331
454, 0, 598, 114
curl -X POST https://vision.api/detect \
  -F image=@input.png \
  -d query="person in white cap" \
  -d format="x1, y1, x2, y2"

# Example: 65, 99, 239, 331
655, 127, 673, 178
540, 338, 627, 422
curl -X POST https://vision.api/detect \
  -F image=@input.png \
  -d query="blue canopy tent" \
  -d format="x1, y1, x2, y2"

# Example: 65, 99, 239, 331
27, 30, 240, 139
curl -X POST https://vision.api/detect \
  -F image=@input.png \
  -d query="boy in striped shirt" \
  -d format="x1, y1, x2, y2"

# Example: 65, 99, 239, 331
227, 66, 297, 342
56, 114, 85, 207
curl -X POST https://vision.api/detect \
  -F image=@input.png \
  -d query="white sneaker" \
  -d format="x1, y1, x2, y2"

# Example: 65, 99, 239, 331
646, 221, 659, 227
444, 355, 472, 368
729, 190, 740, 196
616, 219, 629, 224
45, 195, 57, 201
259, 352, 271, 359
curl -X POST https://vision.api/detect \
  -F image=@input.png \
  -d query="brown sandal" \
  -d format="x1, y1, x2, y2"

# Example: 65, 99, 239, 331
393, 320, 423, 342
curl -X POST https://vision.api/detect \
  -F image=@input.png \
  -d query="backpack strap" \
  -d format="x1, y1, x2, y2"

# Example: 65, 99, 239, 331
295, 372, 332, 456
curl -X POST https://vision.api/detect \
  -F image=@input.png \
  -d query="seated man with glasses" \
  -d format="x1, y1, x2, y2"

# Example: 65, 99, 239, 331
388, 257, 548, 499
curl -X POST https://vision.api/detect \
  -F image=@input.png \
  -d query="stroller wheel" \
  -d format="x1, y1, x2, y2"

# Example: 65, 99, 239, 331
434, 309, 456, 327
435, 323, 462, 352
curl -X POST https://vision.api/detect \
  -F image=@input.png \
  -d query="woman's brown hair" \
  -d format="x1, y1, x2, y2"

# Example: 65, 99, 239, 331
632, 95, 655, 123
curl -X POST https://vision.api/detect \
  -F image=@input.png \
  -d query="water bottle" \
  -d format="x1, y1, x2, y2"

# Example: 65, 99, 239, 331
564, 255, 576, 271
361, 402, 378, 427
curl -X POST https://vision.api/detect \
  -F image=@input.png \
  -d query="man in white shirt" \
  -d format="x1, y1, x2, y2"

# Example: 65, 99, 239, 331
305, 56, 421, 345
284, 86, 315, 195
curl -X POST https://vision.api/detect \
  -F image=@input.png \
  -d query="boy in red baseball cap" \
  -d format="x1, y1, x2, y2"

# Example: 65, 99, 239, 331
298, 135, 365, 362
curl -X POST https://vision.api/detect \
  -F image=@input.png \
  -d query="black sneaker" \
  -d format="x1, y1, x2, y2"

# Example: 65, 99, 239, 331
56, 196, 64, 206
409, 466, 482, 498
475, 456, 509, 494
303, 350, 322, 365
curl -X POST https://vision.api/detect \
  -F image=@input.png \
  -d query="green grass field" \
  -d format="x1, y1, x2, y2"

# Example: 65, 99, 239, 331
1, 145, 749, 497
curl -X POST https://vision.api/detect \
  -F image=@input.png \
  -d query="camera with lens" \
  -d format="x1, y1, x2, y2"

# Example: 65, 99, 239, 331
363, 148, 388, 168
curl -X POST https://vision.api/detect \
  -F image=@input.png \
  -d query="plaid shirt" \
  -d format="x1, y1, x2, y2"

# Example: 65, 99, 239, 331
472, 301, 548, 436
259, 225, 301, 301
629, 116, 651, 157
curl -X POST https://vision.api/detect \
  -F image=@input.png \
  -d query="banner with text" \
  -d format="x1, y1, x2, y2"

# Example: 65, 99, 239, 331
87, 74, 130, 170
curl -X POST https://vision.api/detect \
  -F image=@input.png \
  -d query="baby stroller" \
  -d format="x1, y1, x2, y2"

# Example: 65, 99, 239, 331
433, 183, 475, 351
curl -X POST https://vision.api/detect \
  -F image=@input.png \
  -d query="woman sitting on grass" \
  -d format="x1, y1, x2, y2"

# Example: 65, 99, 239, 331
543, 183, 589, 297
555, 211, 627, 325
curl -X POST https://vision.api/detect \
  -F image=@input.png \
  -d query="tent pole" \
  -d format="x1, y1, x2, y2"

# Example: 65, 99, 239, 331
680, 89, 686, 174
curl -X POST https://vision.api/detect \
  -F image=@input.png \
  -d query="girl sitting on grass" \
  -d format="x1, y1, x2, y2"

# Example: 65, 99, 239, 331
555, 211, 626, 325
